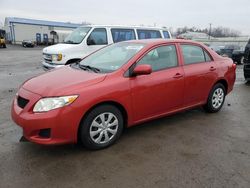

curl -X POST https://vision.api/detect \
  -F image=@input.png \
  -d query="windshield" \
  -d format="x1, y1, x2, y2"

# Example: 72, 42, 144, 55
79, 42, 145, 73
64, 27, 91, 44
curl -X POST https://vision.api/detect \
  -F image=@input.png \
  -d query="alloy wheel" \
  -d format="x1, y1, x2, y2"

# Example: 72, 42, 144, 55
89, 112, 119, 144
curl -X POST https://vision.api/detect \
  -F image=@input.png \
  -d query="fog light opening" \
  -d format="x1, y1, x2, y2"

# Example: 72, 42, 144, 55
38, 128, 51, 138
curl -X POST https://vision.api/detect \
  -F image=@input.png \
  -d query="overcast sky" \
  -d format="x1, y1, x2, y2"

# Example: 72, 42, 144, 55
1, 0, 250, 35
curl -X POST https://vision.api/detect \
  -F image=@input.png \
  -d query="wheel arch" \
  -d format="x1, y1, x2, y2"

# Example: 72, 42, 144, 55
77, 100, 128, 142
214, 79, 228, 94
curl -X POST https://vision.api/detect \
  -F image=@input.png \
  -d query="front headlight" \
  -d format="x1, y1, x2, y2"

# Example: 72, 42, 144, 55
33, 95, 78, 112
51, 54, 62, 61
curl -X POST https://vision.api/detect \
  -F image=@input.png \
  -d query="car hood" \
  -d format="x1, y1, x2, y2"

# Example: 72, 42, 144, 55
22, 66, 107, 97
43, 43, 77, 54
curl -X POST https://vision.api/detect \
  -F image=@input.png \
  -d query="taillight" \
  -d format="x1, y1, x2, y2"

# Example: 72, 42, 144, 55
232, 63, 237, 70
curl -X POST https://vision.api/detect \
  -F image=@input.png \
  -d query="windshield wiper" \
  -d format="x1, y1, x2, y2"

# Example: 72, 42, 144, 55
79, 64, 100, 73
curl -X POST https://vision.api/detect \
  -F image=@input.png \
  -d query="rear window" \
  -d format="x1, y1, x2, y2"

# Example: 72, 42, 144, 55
137, 29, 162, 39
111, 29, 136, 43
163, 31, 170, 38
181, 45, 212, 64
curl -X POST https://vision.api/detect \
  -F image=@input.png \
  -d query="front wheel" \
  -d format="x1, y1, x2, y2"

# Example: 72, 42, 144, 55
204, 83, 226, 113
79, 105, 124, 150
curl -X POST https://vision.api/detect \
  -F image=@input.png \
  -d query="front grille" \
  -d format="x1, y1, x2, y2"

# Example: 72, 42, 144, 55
43, 53, 52, 64
17, 96, 29, 109
44, 59, 52, 64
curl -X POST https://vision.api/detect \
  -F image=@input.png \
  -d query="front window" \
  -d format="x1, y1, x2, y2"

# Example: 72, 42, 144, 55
79, 42, 145, 73
137, 45, 178, 71
87, 28, 108, 45
64, 27, 91, 44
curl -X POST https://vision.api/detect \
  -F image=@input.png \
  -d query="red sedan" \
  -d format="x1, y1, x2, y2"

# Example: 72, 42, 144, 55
11, 39, 236, 149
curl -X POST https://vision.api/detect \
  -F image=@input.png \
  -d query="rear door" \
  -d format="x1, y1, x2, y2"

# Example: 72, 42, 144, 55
130, 44, 184, 122
180, 44, 218, 106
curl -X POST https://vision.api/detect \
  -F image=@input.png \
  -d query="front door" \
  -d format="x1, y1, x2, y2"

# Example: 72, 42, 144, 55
130, 45, 185, 122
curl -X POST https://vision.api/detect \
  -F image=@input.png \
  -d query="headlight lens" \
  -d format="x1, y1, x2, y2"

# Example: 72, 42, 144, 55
33, 95, 78, 112
51, 54, 62, 61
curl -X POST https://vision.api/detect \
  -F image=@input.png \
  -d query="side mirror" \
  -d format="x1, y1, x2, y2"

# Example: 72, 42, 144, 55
87, 37, 95, 45
132, 64, 152, 76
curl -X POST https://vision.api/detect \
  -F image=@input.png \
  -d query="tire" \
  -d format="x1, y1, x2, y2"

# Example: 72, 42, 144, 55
79, 105, 124, 150
240, 56, 244, 64
3, 44, 6, 48
204, 83, 226, 113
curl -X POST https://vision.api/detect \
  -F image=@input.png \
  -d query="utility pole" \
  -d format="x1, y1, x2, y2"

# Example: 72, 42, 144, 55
209, 23, 212, 40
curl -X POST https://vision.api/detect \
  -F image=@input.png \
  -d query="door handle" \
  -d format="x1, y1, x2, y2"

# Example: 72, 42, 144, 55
173, 73, 183, 79
209, 66, 216, 71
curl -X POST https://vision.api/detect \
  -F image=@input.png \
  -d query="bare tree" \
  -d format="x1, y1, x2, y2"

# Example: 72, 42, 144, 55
175, 26, 241, 37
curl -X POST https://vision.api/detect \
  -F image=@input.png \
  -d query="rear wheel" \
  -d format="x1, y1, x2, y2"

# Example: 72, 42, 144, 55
79, 105, 124, 150
204, 83, 226, 113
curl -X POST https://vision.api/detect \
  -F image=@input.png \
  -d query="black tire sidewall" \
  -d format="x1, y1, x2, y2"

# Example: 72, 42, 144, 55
205, 83, 226, 113
80, 105, 124, 150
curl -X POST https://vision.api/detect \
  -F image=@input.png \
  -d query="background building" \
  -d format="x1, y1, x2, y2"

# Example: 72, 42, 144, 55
4, 17, 82, 44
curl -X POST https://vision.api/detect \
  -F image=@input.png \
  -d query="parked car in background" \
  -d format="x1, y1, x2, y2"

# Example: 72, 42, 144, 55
12, 39, 236, 149
243, 39, 250, 81
22, 40, 35, 47
209, 45, 225, 55
42, 25, 172, 70
0, 29, 6, 48
220, 45, 245, 64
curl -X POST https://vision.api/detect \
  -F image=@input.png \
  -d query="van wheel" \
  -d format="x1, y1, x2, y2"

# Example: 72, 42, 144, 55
204, 83, 226, 113
79, 105, 124, 150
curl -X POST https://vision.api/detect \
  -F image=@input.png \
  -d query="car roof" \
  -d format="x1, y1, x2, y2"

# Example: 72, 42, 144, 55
80, 25, 169, 31
122, 39, 204, 46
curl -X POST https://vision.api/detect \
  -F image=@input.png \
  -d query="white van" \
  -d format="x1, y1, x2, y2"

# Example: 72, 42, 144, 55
42, 25, 172, 70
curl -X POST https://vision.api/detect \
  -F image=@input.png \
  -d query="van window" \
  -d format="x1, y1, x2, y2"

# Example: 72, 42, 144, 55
137, 45, 178, 72
163, 31, 170, 38
111, 29, 135, 43
137, 30, 162, 39
64, 27, 91, 44
181, 45, 211, 64
87, 28, 108, 45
